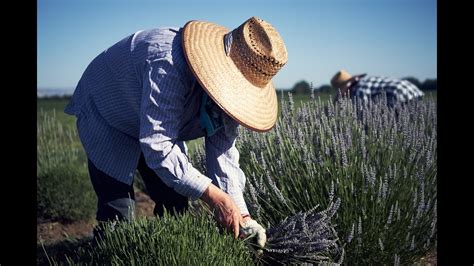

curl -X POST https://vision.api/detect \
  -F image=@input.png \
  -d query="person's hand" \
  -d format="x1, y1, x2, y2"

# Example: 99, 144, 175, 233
239, 217, 267, 254
201, 184, 242, 238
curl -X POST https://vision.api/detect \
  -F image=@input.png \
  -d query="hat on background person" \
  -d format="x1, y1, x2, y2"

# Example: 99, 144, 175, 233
331, 70, 367, 89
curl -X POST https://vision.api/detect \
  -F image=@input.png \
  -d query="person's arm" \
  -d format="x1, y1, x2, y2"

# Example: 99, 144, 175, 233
205, 113, 267, 248
200, 183, 242, 238
139, 58, 212, 200
139, 57, 242, 237
204, 113, 250, 216
354, 73, 367, 81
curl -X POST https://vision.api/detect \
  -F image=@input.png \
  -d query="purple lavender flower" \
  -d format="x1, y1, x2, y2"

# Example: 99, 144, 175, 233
378, 238, 384, 252
347, 223, 355, 243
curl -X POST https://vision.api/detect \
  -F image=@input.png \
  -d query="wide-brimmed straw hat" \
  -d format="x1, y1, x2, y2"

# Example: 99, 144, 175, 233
182, 16, 288, 132
331, 70, 366, 89
330, 70, 353, 89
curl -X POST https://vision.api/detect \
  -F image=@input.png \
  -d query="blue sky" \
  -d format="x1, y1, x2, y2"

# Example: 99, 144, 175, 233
38, 0, 437, 89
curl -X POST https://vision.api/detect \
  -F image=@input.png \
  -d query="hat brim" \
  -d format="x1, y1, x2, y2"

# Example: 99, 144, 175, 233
350, 73, 367, 81
334, 73, 367, 88
182, 20, 278, 132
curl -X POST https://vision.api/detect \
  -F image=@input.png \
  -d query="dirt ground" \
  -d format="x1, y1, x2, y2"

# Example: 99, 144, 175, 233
418, 250, 437, 265
37, 190, 155, 245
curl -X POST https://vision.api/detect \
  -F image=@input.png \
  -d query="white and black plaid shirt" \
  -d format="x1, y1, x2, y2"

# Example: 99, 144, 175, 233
350, 76, 424, 104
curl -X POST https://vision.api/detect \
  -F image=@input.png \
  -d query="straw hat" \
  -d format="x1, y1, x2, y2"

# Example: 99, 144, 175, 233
331, 70, 367, 89
182, 16, 288, 132
331, 70, 353, 89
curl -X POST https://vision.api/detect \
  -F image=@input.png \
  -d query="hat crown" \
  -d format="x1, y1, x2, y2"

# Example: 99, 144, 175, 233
331, 70, 352, 88
229, 17, 288, 88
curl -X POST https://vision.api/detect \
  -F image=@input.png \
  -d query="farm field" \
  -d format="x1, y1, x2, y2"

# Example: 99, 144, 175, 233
37, 91, 437, 265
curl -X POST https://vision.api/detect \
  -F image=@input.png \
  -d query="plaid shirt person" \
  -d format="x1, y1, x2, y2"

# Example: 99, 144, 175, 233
331, 70, 424, 105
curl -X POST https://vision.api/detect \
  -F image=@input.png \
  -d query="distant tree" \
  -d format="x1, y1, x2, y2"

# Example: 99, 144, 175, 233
317, 84, 332, 92
291, 80, 312, 94
421, 79, 437, 91
402, 77, 422, 89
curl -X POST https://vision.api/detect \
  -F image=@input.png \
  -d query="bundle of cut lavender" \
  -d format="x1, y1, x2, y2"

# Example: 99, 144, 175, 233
252, 198, 344, 265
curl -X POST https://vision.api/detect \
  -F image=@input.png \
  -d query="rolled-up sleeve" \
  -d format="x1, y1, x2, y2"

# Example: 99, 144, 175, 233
205, 115, 250, 215
139, 57, 212, 200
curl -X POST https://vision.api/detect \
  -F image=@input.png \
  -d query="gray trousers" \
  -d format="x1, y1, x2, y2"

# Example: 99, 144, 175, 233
88, 153, 189, 223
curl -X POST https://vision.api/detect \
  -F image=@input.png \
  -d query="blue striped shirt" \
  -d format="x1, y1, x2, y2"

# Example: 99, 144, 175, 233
65, 27, 249, 215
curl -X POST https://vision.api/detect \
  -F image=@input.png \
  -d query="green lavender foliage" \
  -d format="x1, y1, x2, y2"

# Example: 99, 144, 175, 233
57, 211, 253, 265
243, 94, 437, 264
192, 93, 437, 264
192, 146, 344, 264
37, 110, 96, 221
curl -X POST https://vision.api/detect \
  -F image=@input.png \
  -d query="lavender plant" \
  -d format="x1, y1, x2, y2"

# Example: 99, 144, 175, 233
37, 110, 96, 221
55, 211, 254, 265
192, 92, 437, 264
260, 199, 344, 265
187, 185, 344, 264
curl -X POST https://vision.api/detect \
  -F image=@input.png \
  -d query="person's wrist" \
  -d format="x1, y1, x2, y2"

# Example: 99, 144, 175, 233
201, 184, 215, 205
201, 183, 224, 206
241, 214, 252, 223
